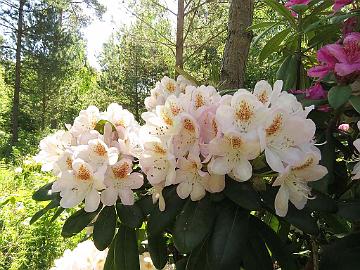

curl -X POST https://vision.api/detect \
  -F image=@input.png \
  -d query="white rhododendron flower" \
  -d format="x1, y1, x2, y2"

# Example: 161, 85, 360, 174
50, 240, 107, 270
53, 158, 106, 212
208, 131, 260, 181
259, 108, 316, 172
34, 130, 73, 172
35, 104, 143, 212
101, 158, 143, 206
253, 80, 283, 106
140, 140, 176, 186
273, 153, 327, 217
70, 105, 101, 137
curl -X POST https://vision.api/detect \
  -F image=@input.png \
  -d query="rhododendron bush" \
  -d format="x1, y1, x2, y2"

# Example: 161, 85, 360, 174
30, 1, 360, 270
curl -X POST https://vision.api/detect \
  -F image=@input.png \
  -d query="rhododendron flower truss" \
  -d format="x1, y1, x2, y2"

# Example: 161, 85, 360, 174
138, 77, 325, 216
34, 103, 143, 213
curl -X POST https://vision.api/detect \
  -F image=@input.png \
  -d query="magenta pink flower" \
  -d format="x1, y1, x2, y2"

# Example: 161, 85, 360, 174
305, 83, 327, 100
285, 0, 311, 8
308, 32, 360, 79
333, 0, 353, 12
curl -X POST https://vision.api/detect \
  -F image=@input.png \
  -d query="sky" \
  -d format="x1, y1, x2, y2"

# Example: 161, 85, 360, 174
83, 0, 177, 69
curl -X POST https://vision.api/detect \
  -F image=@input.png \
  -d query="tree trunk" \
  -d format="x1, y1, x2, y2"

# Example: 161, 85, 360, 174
176, 0, 184, 70
220, 0, 254, 89
11, 0, 25, 145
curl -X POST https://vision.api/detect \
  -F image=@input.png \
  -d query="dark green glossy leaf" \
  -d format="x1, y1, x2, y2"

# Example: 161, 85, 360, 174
50, 207, 65, 222
148, 233, 167, 269
173, 197, 215, 253
322, 214, 351, 234
32, 182, 57, 201
263, 0, 296, 27
259, 28, 292, 62
136, 195, 156, 216
276, 55, 298, 91
93, 206, 117, 250
175, 258, 188, 270
250, 216, 297, 270
320, 233, 360, 270
185, 238, 209, 270
337, 201, 360, 221
147, 187, 186, 236
306, 192, 338, 213
116, 203, 144, 228
30, 199, 60, 225
224, 179, 261, 210
350, 95, 360, 114
114, 224, 140, 270
208, 204, 249, 270
62, 207, 100, 238
328, 85, 352, 109
104, 239, 115, 270
242, 232, 273, 270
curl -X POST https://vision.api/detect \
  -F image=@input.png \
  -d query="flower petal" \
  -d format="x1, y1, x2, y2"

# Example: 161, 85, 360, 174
275, 185, 289, 217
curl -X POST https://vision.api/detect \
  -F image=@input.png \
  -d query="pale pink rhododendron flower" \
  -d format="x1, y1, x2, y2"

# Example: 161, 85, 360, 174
140, 76, 324, 215
273, 153, 328, 217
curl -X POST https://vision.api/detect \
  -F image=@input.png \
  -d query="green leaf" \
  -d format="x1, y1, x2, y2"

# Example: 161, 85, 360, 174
30, 199, 60, 225
291, 4, 308, 13
173, 197, 216, 253
32, 182, 57, 201
242, 232, 273, 270
252, 22, 279, 48
175, 258, 188, 270
148, 233, 167, 269
306, 191, 338, 213
277, 55, 298, 91
247, 21, 281, 30
337, 201, 360, 221
147, 187, 186, 236
94, 119, 116, 134
185, 238, 209, 270
322, 214, 351, 234
259, 28, 292, 62
250, 216, 298, 270
263, 0, 296, 27
224, 179, 261, 210
61, 207, 100, 238
136, 195, 156, 216
104, 239, 116, 270
50, 207, 65, 222
320, 233, 360, 270
116, 202, 144, 228
328, 85, 352, 109
93, 206, 117, 250
208, 204, 249, 270
114, 224, 140, 270
350, 95, 360, 113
